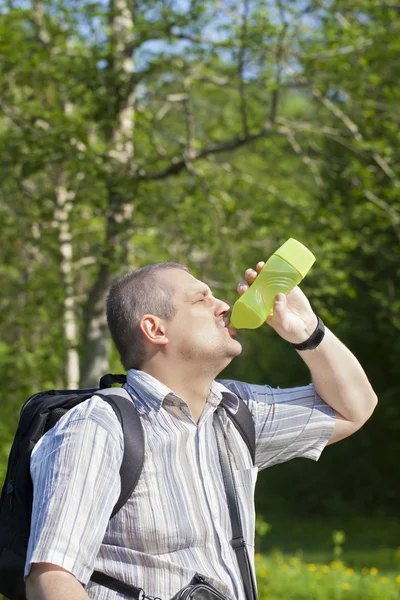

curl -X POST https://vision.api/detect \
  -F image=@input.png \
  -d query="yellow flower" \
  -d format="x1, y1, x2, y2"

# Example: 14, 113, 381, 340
255, 553, 262, 561
345, 568, 354, 576
361, 568, 369, 575
259, 571, 267, 578
342, 583, 350, 590
396, 575, 400, 583
330, 561, 340, 569
289, 557, 299, 566
321, 565, 330, 573
370, 567, 379, 576
307, 564, 317, 571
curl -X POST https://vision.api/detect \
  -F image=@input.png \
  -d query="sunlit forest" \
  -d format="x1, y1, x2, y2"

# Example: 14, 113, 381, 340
1, 0, 400, 597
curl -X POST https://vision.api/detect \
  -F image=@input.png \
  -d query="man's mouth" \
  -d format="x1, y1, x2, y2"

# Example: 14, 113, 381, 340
223, 316, 237, 336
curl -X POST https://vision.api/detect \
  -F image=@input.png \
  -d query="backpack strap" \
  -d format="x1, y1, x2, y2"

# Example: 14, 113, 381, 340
98, 376, 256, 466
221, 393, 256, 465
99, 373, 127, 388
97, 389, 144, 518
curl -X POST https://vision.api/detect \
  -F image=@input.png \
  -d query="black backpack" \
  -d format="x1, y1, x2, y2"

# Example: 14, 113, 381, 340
0, 373, 255, 600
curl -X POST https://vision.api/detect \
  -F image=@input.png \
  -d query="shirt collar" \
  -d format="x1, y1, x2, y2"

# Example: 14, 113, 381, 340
124, 369, 240, 415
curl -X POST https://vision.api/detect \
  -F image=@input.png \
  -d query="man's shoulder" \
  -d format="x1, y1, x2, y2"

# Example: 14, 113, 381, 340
30, 393, 125, 465
49, 394, 123, 441
215, 379, 255, 403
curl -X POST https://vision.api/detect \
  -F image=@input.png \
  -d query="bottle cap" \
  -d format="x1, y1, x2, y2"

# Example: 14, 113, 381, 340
274, 238, 315, 278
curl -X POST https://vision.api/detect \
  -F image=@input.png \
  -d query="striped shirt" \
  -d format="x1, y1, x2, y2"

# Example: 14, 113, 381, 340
25, 370, 335, 599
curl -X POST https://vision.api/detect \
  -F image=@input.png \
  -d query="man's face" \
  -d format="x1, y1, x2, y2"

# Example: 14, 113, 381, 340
158, 268, 242, 371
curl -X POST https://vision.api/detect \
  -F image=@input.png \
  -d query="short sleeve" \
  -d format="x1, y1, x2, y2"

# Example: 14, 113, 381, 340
218, 380, 336, 470
25, 395, 124, 584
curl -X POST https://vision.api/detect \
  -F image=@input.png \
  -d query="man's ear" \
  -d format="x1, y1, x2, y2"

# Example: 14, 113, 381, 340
139, 314, 168, 346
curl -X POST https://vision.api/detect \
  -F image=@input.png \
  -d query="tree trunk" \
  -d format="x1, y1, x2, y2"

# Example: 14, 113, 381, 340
80, 0, 136, 386
54, 171, 80, 389
80, 264, 115, 387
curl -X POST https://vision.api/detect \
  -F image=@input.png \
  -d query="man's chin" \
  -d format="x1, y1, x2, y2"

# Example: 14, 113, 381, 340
228, 337, 243, 356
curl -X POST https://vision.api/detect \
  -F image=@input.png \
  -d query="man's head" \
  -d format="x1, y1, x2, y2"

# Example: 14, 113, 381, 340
106, 263, 241, 373
106, 262, 187, 370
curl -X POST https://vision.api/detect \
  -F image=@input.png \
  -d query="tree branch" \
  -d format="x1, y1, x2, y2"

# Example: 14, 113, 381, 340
313, 89, 400, 187
135, 127, 272, 181
364, 190, 400, 241
231, 165, 309, 214
283, 129, 323, 187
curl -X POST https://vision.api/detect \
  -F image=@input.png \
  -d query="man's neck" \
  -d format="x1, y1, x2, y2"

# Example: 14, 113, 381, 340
141, 364, 216, 423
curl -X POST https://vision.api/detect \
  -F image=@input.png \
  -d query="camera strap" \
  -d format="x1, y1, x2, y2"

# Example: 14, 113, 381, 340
213, 408, 258, 600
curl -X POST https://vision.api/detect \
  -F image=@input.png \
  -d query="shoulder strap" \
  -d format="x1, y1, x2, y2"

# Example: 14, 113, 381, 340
221, 393, 256, 465
214, 410, 258, 600
90, 388, 146, 594
97, 389, 144, 518
99, 376, 256, 466
99, 373, 127, 388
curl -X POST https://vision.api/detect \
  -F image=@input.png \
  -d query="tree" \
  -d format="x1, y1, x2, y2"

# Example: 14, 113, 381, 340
2, 0, 400, 516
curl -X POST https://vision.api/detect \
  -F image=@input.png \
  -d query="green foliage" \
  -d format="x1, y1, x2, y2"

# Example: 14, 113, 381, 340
333, 531, 346, 562
255, 514, 271, 553
1, 0, 400, 518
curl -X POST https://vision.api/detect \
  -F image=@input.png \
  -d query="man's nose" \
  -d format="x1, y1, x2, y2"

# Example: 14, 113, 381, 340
215, 298, 231, 316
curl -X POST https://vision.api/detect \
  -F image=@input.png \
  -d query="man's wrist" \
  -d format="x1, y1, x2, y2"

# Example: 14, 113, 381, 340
291, 316, 325, 351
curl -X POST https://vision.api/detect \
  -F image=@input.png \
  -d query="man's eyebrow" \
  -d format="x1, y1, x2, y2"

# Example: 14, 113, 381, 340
192, 286, 212, 298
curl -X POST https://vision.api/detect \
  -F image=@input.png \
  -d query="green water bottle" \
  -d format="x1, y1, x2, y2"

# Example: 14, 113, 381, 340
229, 238, 316, 329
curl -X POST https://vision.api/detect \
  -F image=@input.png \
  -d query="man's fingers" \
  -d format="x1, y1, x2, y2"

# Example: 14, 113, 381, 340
244, 268, 257, 284
266, 294, 287, 325
237, 282, 248, 295
274, 293, 286, 308
239, 262, 265, 293
256, 261, 265, 273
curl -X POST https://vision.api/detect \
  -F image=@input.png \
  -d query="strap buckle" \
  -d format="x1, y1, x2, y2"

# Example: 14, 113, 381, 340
230, 536, 246, 550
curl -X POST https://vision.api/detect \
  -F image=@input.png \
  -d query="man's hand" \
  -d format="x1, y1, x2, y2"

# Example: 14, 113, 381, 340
237, 262, 318, 344
238, 261, 377, 445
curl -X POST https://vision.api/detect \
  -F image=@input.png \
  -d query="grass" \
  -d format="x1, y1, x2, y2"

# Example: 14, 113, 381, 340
256, 552, 400, 599
255, 515, 400, 599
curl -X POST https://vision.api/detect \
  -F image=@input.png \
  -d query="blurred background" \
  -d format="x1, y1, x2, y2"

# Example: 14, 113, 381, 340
1, 0, 400, 597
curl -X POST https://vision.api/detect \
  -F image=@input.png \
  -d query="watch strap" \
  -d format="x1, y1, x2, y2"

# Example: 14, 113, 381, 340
291, 316, 325, 351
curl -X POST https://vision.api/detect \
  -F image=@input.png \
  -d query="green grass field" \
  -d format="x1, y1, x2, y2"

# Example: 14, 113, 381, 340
255, 515, 400, 599
256, 552, 400, 599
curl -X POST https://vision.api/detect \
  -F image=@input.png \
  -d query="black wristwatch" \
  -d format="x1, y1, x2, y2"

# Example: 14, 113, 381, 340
291, 316, 325, 351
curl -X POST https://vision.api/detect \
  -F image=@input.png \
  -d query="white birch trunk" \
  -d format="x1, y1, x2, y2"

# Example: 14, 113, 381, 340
54, 172, 80, 389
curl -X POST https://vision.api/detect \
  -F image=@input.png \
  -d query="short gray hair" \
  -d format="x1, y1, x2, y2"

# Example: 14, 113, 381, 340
106, 262, 188, 370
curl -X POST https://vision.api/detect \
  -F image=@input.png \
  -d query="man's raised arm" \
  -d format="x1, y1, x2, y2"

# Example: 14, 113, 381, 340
238, 266, 377, 444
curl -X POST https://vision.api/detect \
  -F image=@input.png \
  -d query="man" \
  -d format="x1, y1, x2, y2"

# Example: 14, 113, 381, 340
25, 261, 377, 600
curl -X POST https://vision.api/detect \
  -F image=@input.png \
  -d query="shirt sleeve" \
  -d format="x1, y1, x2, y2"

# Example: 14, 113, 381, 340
218, 380, 336, 470
25, 395, 124, 584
